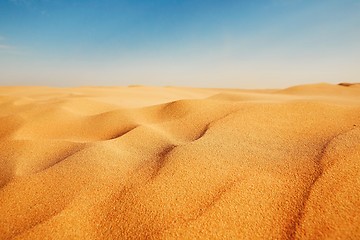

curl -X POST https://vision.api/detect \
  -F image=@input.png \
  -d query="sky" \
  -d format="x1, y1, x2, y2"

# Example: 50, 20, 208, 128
0, 0, 359, 88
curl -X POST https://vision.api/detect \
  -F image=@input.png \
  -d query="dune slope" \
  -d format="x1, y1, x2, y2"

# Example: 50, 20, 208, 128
0, 83, 360, 239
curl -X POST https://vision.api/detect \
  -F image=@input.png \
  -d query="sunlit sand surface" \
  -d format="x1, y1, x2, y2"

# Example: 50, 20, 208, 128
1, 83, 360, 239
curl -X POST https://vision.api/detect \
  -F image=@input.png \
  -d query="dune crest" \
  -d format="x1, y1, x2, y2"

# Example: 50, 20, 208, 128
0, 83, 360, 239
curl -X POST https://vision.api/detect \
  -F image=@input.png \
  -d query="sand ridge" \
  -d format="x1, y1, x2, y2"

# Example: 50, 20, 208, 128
0, 83, 360, 239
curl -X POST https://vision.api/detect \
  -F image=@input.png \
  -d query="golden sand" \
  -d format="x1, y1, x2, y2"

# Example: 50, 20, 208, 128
0, 83, 360, 239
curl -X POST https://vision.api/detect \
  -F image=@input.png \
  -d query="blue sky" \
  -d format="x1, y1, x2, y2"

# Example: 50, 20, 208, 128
0, 0, 359, 87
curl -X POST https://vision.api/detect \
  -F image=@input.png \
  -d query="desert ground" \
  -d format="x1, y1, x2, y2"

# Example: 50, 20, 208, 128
0, 83, 360, 239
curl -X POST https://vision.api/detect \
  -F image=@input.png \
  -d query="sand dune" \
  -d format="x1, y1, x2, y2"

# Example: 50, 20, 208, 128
1, 83, 360, 239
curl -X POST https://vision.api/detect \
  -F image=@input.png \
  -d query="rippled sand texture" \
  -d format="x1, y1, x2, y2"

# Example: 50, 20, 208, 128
1, 83, 360, 239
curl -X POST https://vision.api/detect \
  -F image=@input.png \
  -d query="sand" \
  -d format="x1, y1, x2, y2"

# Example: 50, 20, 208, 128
0, 83, 360, 239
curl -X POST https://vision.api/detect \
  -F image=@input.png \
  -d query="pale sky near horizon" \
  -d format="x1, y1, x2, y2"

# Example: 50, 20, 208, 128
0, 0, 359, 88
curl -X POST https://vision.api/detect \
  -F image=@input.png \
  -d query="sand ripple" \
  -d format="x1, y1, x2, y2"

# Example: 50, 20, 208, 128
0, 84, 360, 239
